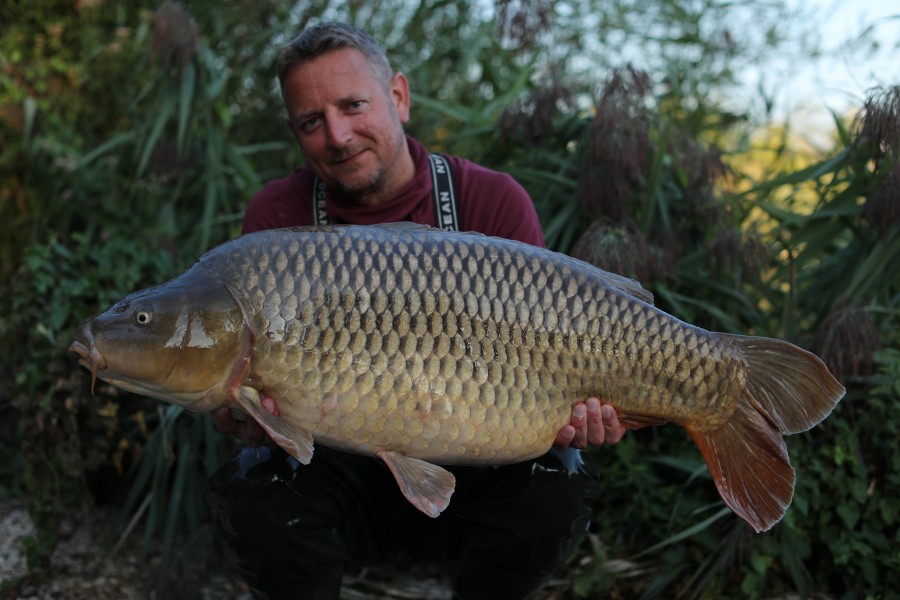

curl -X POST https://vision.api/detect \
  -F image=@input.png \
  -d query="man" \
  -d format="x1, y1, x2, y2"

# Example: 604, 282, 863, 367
207, 22, 625, 600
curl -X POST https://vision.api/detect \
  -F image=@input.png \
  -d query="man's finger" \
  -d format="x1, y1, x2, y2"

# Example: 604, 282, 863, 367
571, 402, 588, 448
553, 425, 576, 450
601, 404, 625, 445
585, 397, 606, 446
261, 396, 281, 416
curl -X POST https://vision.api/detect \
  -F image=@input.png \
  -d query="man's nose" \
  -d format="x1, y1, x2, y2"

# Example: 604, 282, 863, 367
325, 115, 353, 147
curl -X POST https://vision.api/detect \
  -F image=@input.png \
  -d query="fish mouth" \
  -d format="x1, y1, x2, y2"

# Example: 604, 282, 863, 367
69, 329, 107, 394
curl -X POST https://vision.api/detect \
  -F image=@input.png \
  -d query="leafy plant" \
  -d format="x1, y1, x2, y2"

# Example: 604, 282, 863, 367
567, 87, 899, 598
5, 229, 180, 566
0, 0, 291, 577
2, 1, 897, 598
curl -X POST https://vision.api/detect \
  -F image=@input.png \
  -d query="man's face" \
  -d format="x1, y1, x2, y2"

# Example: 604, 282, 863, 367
282, 48, 412, 205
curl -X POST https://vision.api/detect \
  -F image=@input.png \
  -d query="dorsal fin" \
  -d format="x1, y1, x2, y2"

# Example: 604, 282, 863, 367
369, 221, 435, 232
369, 222, 491, 238
600, 270, 655, 305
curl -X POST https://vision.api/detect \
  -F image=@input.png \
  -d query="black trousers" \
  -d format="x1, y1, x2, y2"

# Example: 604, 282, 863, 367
207, 445, 599, 600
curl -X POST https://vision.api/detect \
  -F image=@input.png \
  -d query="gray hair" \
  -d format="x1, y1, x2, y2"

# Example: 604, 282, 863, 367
277, 22, 393, 89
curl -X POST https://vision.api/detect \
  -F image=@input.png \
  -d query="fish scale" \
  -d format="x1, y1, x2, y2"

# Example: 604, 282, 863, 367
71, 223, 844, 530
207, 226, 738, 461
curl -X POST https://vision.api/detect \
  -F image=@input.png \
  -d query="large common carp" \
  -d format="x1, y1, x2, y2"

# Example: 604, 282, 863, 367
70, 224, 844, 531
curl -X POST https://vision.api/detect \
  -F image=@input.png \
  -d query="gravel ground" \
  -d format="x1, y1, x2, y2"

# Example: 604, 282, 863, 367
0, 500, 252, 600
1, 502, 34, 587
0, 500, 453, 600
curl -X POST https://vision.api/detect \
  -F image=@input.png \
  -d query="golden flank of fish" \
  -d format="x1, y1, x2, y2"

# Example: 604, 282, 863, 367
70, 224, 844, 531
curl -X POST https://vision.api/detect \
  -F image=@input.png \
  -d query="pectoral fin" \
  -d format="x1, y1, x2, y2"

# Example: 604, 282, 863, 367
234, 386, 315, 464
377, 450, 456, 518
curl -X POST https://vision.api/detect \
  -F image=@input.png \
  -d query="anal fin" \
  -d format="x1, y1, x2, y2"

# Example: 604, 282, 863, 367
377, 450, 456, 518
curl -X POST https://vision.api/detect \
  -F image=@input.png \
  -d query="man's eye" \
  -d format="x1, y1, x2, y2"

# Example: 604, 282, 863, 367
347, 100, 366, 112
300, 117, 321, 133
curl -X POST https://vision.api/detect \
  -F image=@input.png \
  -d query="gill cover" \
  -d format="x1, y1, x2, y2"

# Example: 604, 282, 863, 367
74, 270, 248, 408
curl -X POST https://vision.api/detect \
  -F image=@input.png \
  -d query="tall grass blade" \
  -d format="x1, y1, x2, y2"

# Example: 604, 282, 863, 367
631, 506, 732, 559
75, 132, 137, 169
162, 426, 192, 556
176, 62, 196, 156
136, 95, 175, 178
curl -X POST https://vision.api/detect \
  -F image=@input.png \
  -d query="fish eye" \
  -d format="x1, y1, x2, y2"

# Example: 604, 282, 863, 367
134, 308, 153, 326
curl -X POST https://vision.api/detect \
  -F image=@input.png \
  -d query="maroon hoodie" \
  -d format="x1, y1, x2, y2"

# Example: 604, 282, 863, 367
241, 136, 545, 248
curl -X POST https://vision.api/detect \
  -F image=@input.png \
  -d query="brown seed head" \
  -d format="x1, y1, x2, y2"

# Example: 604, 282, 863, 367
707, 229, 769, 283
862, 161, 900, 237
570, 221, 673, 283
150, 1, 198, 77
577, 67, 653, 222
668, 131, 729, 228
495, 0, 554, 50
851, 87, 900, 236
498, 75, 575, 147
854, 85, 900, 160
817, 300, 880, 381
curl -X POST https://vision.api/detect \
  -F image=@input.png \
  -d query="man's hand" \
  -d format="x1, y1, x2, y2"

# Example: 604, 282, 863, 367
554, 398, 625, 450
211, 397, 280, 447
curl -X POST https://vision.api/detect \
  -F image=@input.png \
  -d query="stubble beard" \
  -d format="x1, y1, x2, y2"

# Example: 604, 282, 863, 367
328, 127, 407, 206
329, 157, 387, 202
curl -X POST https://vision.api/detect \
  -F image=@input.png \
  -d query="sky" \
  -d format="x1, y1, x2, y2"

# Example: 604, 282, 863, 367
780, 0, 899, 144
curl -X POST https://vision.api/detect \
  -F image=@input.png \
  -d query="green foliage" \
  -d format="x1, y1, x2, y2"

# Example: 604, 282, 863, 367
566, 88, 900, 598
1, 0, 291, 576
1, 1, 898, 598
0, 0, 154, 273
113, 405, 228, 570
4, 228, 181, 568
739, 92, 900, 596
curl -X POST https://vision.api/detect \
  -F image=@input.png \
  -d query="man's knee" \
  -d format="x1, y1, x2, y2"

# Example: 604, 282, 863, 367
206, 448, 351, 597
451, 450, 600, 598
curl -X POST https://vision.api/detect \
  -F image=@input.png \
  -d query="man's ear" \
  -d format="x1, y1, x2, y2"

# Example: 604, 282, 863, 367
390, 71, 411, 123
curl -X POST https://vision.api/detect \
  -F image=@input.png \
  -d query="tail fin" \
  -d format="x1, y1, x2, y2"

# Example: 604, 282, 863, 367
688, 335, 845, 532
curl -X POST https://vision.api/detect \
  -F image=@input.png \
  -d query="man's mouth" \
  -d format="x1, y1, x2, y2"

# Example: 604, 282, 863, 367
331, 147, 367, 164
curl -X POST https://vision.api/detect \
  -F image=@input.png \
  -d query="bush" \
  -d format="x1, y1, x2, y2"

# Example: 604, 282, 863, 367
2, 1, 897, 597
